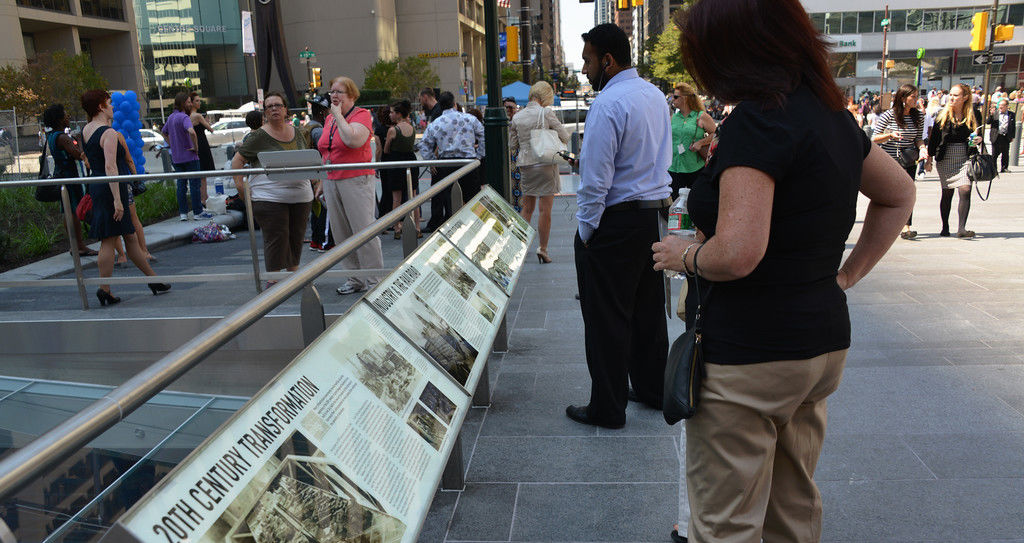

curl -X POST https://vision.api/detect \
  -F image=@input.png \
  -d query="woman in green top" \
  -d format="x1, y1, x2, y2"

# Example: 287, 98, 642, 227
669, 82, 717, 198
230, 92, 317, 278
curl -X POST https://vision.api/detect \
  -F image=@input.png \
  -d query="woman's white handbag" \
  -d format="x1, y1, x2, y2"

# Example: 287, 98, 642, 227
529, 107, 567, 164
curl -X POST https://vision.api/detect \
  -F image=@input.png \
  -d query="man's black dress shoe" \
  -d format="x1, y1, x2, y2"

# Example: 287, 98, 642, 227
565, 405, 625, 429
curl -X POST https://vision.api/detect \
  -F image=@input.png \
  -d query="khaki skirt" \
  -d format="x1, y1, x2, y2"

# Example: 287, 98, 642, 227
518, 164, 559, 196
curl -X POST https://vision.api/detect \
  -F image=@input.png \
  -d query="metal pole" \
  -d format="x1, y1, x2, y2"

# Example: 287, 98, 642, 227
880, 5, 889, 97
980, 0, 1000, 154
0, 161, 480, 503
60, 185, 90, 310
242, 186, 263, 292
484, 0, 512, 199
520, 4, 530, 84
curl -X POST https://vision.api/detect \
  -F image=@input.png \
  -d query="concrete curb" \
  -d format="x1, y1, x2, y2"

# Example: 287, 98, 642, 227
0, 210, 245, 282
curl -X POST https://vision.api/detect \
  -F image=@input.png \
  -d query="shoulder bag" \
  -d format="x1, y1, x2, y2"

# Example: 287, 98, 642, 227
34, 133, 61, 203
968, 133, 997, 201
663, 278, 711, 424
529, 107, 567, 164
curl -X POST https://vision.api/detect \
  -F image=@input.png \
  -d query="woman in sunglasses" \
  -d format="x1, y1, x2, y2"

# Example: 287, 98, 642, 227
668, 82, 716, 198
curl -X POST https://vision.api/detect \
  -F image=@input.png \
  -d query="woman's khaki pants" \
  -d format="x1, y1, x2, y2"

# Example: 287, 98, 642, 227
686, 349, 848, 543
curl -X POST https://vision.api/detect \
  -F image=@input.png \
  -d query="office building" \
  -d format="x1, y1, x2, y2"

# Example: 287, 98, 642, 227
803, 1, 1024, 94
2, 0, 144, 95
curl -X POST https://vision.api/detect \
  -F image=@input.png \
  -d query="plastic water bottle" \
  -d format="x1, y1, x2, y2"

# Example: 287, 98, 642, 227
215, 178, 224, 195
665, 188, 695, 279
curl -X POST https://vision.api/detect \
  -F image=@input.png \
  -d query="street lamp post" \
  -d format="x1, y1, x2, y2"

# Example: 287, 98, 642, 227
484, 0, 511, 199
462, 52, 471, 105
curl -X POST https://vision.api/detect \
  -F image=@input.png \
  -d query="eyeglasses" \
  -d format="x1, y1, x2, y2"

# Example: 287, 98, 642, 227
265, 104, 286, 110
328, 90, 347, 96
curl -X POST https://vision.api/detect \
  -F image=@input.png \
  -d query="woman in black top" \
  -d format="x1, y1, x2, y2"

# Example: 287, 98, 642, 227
652, 2, 914, 541
383, 99, 421, 238
189, 92, 215, 204
925, 83, 983, 238
871, 84, 927, 239
41, 104, 95, 256
80, 90, 170, 306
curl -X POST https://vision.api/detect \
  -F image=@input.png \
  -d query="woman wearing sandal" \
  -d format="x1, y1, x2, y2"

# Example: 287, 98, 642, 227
925, 83, 983, 238
382, 99, 421, 239
80, 90, 170, 306
509, 81, 569, 263
872, 84, 926, 240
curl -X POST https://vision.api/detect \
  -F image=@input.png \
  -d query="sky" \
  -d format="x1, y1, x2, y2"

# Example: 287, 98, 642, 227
560, 1, 594, 82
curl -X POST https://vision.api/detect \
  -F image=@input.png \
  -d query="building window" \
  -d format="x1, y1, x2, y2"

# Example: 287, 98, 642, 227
1010, 4, 1024, 26
23, 34, 36, 59
810, 12, 825, 33
80, 0, 125, 20
858, 11, 874, 33
842, 12, 857, 34
906, 9, 923, 32
15, 0, 71, 12
824, 12, 840, 34
921, 10, 939, 31
889, 9, 906, 33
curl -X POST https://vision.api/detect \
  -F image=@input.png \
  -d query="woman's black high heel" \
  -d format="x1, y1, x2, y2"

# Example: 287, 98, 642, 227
148, 283, 171, 295
96, 288, 121, 307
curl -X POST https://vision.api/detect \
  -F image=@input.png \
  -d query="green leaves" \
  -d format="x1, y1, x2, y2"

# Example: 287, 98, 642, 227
362, 56, 441, 103
0, 51, 108, 123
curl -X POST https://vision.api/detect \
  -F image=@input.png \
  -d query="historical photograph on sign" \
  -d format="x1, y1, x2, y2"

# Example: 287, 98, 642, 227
418, 381, 456, 425
329, 320, 419, 417
470, 290, 499, 323
406, 403, 446, 451
477, 192, 532, 243
429, 244, 478, 300
205, 430, 405, 543
385, 293, 477, 386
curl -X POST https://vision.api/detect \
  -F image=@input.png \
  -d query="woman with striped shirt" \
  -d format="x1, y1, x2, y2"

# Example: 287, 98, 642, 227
872, 84, 926, 239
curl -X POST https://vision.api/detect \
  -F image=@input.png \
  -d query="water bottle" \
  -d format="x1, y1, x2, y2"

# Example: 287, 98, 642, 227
215, 178, 224, 195
665, 188, 695, 279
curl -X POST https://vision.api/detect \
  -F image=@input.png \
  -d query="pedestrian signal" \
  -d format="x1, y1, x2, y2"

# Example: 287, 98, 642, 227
995, 24, 1015, 42
311, 67, 322, 90
971, 11, 989, 51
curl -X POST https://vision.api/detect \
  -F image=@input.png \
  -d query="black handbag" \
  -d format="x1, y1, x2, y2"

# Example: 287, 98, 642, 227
663, 279, 710, 424
130, 179, 147, 196
34, 135, 61, 203
968, 146, 996, 201
895, 145, 919, 169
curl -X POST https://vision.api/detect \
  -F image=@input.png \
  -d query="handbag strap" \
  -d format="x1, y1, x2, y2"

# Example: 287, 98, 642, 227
536, 105, 547, 130
691, 277, 712, 335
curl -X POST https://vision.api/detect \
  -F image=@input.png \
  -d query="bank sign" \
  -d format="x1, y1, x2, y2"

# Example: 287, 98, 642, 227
828, 34, 862, 53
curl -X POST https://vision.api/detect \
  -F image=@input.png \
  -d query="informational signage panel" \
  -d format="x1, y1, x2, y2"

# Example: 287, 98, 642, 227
366, 237, 510, 396
439, 187, 534, 296
108, 189, 535, 543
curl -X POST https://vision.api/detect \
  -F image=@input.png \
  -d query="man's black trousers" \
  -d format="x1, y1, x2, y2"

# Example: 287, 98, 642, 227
993, 134, 1011, 172
574, 207, 669, 425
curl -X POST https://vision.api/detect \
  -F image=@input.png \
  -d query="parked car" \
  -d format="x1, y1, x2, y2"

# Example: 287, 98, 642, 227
206, 118, 252, 147
139, 128, 163, 151
551, 106, 588, 136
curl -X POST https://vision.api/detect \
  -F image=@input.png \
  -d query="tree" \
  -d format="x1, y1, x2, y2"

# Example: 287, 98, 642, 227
0, 51, 108, 122
362, 56, 439, 103
396, 56, 440, 102
649, 24, 692, 91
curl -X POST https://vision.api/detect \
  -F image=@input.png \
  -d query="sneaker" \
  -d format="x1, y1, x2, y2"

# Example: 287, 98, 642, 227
309, 241, 323, 251
336, 283, 367, 295
322, 243, 334, 251
179, 214, 188, 221
194, 211, 214, 220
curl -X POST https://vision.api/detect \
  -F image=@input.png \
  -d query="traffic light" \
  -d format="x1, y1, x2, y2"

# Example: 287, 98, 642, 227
995, 24, 1015, 42
506, 25, 519, 62
970, 11, 989, 51
617, 0, 642, 9
311, 67, 321, 90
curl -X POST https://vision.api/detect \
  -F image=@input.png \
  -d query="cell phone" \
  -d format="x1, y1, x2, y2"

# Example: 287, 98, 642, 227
557, 150, 576, 162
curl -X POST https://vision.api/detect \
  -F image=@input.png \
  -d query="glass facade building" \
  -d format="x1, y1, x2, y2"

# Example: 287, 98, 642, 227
133, 0, 249, 111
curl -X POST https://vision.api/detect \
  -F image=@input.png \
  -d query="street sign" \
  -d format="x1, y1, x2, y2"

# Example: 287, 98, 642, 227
299, 50, 316, 59
880, 18, 890, 27
916, 48, 926, 60
973, 53, 1006, 65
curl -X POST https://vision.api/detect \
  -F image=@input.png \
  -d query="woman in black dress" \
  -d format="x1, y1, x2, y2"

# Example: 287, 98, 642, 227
189, 92, 216, 204
80, 90, 170, 306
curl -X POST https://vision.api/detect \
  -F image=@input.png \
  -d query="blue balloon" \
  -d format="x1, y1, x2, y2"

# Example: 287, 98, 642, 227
113, 111, 125, 122
111, 92, 124, 103
111, 121, 122, 131
125, 90, 137, 102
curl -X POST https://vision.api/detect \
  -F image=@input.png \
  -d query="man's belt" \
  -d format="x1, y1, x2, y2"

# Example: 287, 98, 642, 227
604, 198, 673, 213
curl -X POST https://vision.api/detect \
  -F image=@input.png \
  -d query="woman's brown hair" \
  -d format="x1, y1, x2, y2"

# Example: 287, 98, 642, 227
81, 89, 111, 118
675, 0, 844, 111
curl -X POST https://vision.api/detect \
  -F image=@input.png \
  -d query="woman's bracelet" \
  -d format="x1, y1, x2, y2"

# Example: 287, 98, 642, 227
693, 242, 707, 278
681, 242, 698, 277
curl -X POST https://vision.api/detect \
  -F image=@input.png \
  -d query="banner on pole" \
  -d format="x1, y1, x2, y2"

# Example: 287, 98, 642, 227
241, 11, 255, 54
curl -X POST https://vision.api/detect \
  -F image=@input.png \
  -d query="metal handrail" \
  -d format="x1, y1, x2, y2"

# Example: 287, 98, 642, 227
0, 159, 480, 503
0, 159, 466, 188
0, 158, 473, 308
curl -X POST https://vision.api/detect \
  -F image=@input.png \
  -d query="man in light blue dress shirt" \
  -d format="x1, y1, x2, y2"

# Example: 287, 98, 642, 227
567, 23, 672, 429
